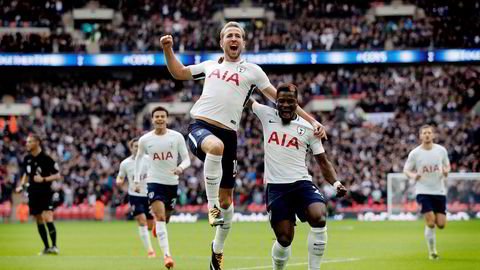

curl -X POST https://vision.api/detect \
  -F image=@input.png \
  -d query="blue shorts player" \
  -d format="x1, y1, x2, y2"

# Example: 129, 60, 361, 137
116, 138, 154, 258
246, 84, 347, 270
135, 106, 191, 269
404, 125, 451, 260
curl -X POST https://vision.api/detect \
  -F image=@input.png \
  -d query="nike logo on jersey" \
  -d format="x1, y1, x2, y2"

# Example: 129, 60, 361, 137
268, 120, 277, 123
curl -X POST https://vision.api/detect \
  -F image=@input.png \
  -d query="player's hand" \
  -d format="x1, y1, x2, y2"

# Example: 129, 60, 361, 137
134, 183, 141, 193
15, 186, 23, 193
336, 183, 347, 198
115, 178, 123, 186
171, 167, 184, 176
312, 121, 328, 140
442, 167, 449, 178
160, 35, 173, 50
33, 175, 44, 183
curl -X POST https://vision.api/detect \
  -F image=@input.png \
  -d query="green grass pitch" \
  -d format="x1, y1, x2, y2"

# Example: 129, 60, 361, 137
1, 220, 479, 270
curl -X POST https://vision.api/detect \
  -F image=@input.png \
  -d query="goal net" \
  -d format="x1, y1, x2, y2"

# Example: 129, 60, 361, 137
387, 172, 480, 220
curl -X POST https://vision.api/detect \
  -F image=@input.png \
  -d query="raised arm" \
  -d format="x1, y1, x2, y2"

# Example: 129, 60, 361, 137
160, 35, 194, 80
314, 153, 347, 197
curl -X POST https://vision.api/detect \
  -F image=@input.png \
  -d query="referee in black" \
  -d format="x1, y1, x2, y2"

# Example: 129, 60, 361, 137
16, 134, 61, 255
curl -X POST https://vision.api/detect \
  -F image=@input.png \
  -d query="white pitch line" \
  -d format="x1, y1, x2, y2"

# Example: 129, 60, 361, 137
228, 258, 361, 270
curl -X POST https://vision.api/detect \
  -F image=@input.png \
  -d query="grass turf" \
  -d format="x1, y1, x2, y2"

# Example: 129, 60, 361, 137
1, 220, 479, 270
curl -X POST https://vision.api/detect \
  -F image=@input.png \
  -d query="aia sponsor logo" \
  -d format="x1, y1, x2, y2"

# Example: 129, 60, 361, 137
208, 69, 240, 86
267, 131, 299, 149
153, 152, 173, 160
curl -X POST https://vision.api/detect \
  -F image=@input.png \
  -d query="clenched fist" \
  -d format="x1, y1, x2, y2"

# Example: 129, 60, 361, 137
160, 35, 173, 49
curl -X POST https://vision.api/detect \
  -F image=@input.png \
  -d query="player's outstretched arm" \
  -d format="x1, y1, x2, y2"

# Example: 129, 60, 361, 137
160, 35, 193, 80
314, 153, 347, 197
260, 85, 327, 139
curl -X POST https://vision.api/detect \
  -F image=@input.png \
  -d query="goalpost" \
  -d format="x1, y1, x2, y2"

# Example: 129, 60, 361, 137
387, 172, 480, 220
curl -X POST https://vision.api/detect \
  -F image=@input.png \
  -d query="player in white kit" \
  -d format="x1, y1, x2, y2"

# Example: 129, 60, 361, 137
160, 22, 326, 270
134, 106, 191, 269
116, 138, 155, 258
246, 84, 347, 270
403, 125, 450, 260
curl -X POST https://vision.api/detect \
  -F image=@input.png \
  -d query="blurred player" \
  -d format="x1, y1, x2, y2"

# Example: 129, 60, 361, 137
160, 21, 326, 270
116, 138, 155, 258
246, 84, 347, 270
15, 134, 61, 255
135, 106, 191, 269
403, 125, 450, 260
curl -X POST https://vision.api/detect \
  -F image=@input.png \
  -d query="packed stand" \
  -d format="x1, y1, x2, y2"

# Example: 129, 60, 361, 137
1, 65, 479, 217
2, 1, 480, 52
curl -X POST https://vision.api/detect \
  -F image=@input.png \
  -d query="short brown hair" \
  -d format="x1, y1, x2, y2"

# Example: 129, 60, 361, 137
151, 106, 169, 117
220, 21, 246, 40
419, 124, 435, 134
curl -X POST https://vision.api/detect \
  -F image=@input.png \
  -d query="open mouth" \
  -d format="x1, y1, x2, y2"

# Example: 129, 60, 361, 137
280, 111, 293, 118
229, 44, 239, 52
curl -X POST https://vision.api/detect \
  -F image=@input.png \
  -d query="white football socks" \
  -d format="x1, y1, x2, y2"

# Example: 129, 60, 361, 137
138, 225, 153, 252
213, 204, 234, 253
204, 153, 222, 209
272, 240, 291, 270
424, 226, 437, 255
308, 227, 327, 270
155, 221, 171, 257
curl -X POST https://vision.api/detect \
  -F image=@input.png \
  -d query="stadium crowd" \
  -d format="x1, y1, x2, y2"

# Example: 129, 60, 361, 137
1, 0, 480, 52
1, 65, 479, 214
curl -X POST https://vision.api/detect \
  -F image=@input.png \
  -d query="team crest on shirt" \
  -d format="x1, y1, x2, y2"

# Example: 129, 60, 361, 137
237, 66, 246, 73
297, 126, 306, 136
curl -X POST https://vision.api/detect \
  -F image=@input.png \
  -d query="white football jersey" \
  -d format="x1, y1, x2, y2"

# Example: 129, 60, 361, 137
404, 144, 450, 195
252, 103, 325, 184
118, 156, 148, 196
188, 59, 272, 131
137, 129, 190, 185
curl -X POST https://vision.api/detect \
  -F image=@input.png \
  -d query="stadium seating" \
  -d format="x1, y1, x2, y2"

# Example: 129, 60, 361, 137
1, 1, 480, 52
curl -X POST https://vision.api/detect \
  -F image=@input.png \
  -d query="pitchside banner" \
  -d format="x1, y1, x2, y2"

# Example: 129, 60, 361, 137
1, 49, 480, 66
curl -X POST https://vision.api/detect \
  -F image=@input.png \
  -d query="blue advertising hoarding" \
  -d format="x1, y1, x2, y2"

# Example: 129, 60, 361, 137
0, 49, 479, 67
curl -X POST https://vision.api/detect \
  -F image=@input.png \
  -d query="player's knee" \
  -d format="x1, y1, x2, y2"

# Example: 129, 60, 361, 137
276, 234, 293, 247
35, 215, 44, 224
155, 214, 166, 222
437, 223, 445, 229
309, 216, 327, 228
204, 138, 224, 155
219, 194, 233, 209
